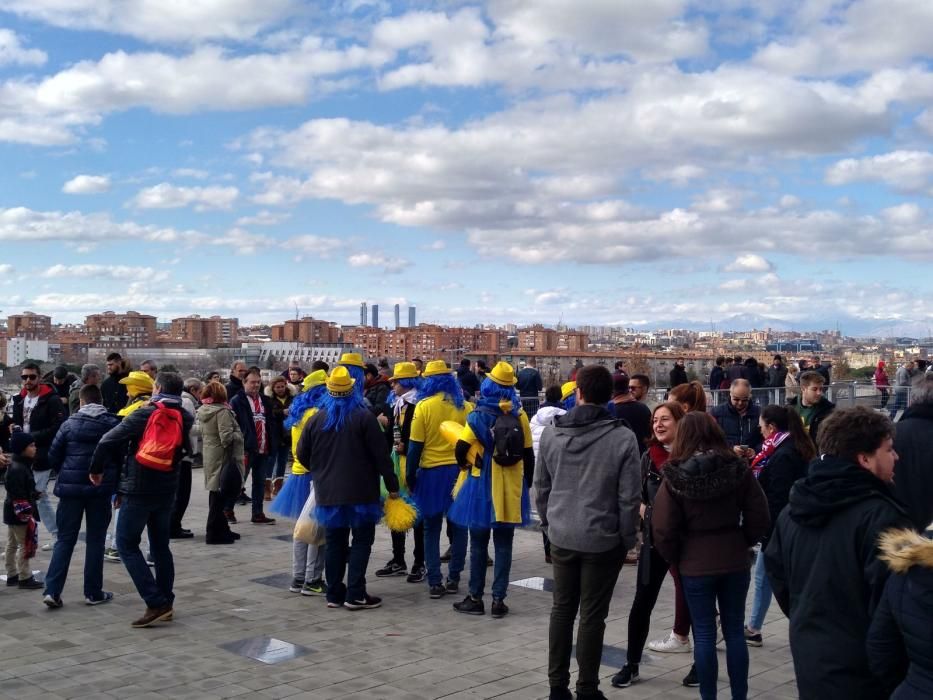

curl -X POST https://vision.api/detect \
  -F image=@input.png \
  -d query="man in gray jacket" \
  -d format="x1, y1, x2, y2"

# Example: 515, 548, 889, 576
534, 364, 641, 700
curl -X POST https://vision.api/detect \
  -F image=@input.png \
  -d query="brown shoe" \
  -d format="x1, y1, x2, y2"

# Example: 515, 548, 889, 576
271, 477, 284, 497
264, 479, 273, 501
251, 513, 276, 525
131, 604, 174, 628
224, 510, 237, 524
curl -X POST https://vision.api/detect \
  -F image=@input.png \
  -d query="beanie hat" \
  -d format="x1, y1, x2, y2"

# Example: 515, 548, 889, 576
10, 431, 36, 455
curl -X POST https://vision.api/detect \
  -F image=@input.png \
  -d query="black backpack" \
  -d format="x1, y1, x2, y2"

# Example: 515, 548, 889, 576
490, 412, 524, 466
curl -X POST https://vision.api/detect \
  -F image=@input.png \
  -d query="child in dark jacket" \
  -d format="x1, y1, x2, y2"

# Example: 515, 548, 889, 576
3, 432, 43, 589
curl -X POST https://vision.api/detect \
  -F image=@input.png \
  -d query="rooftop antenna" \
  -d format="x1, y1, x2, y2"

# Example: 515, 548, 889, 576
295, 303, 299, 321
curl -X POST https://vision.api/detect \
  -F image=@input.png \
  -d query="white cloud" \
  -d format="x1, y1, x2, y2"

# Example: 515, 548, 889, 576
130, 183, 239, 211
42, 264, 169, 282
347, 252, 410, 274
172, 168, 209, 179
0, 28, 46, 66
62, 174, 111, 194
0, 263, 13, 274
0, 0, 298, 43
825, 151, 933, 193
235, 210, 291, 227
882, 203, 923, 225
206, 228, 274, 254
0, 206, 199, 244
724, 254, 774, 273
753, 0, 933, 76
779, 194, 801, 208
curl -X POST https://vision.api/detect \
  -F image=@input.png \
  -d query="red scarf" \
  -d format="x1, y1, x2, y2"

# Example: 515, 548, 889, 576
647, 443, 670, 470
750, 431, 789, 478
249, 394, 267, 454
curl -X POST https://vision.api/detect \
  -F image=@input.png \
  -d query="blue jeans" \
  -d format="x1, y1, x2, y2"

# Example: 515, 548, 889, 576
271, 444, 290, 480
116, 493, 175, 609
324, 523, 375, 604
226, 452, 269, 515
468, 527, 514, 600
747, 549, 772, 632
890, 388, 909, 419
32, 469, 58, 537
682, 570, 750, 700
424, 513, 467, 587
44, 495, 112, 600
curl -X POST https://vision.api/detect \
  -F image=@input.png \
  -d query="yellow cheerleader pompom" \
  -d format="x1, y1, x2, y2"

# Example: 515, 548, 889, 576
451, 468, 469, 499
383, 496, 419, 532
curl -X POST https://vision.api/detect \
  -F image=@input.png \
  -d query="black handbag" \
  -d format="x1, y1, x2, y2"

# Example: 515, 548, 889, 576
219, 456, 242, 498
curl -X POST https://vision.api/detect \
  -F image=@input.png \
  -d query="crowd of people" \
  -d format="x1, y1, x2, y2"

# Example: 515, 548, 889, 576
2, 350, 933, 699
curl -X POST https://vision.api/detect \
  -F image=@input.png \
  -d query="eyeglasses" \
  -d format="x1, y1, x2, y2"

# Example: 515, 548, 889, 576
21, 374, 38, 380
731, 396, 750, 403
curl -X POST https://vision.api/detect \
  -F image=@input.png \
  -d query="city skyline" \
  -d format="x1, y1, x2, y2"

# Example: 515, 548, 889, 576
0, 2, 931, 335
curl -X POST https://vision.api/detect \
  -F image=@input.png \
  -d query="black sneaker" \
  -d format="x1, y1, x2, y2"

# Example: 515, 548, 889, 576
236, 492, 251, 505
429, 584, 446, 599
575, 692, 608, 700
682, 664, 699, 687
453, 595, 485, 615
43, 594, 64, 609
611, 664, 639, 688
490, 597, 508, 618
344, 594, 382, 610
18, 576, 43, 590
406, 564, 426, 583
444, 578, 459, 594
288, 578, 305, 593
439, 547, 452, 562
375, 560, 408, 577
5, 575, 19, 587
549, 688, 573, 700
744, 627, 763, 647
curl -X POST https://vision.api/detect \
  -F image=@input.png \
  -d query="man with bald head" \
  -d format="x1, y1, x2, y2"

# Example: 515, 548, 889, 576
710, 378, 763, 458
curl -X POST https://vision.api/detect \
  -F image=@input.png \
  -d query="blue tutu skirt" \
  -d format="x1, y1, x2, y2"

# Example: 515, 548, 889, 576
314, 503, 383, 529
269, 473, 312, 519
448, 463, 532, 530
412, 464, 459, 518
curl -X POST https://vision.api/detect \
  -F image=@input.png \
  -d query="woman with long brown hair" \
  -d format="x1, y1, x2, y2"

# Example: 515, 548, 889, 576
744, 404, 814, 646
652, 413, 770, 700
612, 402, 697, 688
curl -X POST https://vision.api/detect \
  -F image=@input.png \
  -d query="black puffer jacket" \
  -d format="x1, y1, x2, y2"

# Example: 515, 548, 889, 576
765, 456, 910, 700
756, 438, 809, 545
48, 404, 121, 499
867, 529, 933, 699
90, 397, 193, 497
891, 403, 933, 532
12, 384, 65, 472
3, 456, 39, 525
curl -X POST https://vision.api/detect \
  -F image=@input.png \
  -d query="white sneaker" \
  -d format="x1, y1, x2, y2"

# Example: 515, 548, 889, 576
41, 537, 57, 552
648, 631, 692, 653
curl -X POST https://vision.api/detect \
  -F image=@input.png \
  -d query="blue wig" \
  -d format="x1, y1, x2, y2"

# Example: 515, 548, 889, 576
341, 363, 366, 401
562, 394, 576, 411
419, 373, 465, 409
478, 377, 520, 416
319, 390, 367, 432
396, 377, 422, 392
284, 384, 327, 430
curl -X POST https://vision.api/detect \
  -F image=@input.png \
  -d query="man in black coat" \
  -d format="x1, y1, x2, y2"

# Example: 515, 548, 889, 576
765, 407, 910, 700
457, 359, 481, 399
225, 360, 247, 401
12, 362, 65, 544
891, 376, 933, 532
229, 369, 279, 524
90, 372, 193, 628
710, 379, 763, 455
668, 358, 688, 388
100, 353, 130, 414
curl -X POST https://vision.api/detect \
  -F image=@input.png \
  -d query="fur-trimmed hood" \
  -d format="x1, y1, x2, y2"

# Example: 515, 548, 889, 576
662, 452, 747, 501
879, 528, 933, 574
264, 383, 297, 400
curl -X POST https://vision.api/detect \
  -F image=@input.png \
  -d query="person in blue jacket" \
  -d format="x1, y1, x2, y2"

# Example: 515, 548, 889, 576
42, 384, 121, 608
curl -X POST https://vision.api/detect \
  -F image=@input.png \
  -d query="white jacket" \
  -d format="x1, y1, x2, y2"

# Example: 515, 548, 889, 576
530, 405, 567, 455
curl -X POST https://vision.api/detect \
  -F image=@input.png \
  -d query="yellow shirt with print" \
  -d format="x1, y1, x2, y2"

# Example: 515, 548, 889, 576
410, 395, 474, 467
290, 407, 319, 475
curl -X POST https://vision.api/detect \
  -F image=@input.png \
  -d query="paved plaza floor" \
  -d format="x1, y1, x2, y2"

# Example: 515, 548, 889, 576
0, 481, 797, 699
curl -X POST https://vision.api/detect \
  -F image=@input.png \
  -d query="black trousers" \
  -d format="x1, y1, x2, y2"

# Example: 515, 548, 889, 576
206, 490, 233, 542
391, 522, 425, 567
171, 460, 192, 533
626, 545, 671, 664
548, 544, 624, 693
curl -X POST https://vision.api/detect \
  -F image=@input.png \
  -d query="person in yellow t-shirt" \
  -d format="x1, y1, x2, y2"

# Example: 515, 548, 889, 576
407, 360, 474, 599
268, 370, 328, 596
449, 361, 534, 619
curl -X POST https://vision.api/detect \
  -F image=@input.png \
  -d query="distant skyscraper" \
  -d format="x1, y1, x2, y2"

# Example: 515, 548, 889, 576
408, 305, 416, 327
394, 304, 400, 329
372, 304, 379, 328
360, 302, 368, 327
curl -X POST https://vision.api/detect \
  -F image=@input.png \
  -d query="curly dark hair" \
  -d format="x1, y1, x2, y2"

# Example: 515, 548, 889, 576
817, 406, 894, 463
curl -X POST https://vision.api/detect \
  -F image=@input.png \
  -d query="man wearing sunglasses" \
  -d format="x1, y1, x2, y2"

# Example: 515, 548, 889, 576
710, 378, 762, 459
11, 362, 65, 546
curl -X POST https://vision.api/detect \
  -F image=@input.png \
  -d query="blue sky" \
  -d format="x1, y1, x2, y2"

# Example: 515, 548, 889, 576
0, 1, 931, 335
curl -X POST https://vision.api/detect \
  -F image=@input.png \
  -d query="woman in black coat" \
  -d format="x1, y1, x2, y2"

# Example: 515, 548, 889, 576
867, 529, 933, 699
744, 404, 814, 645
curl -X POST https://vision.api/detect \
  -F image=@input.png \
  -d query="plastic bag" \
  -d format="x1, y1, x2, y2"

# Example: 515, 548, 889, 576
293, 485, 325, 545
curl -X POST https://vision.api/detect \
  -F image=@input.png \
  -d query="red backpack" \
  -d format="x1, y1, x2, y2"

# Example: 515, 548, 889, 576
136, 402, 184, 472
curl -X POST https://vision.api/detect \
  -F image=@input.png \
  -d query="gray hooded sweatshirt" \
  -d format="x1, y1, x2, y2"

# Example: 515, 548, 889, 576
534, 404, 641, 553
